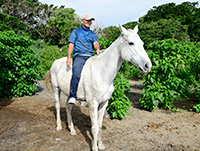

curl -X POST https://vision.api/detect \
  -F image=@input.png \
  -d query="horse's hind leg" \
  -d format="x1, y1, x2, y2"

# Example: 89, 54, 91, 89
66, 102, 76, 135
53, 87, 62, 131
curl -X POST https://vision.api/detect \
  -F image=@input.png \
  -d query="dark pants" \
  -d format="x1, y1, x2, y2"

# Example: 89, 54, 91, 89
69, 55, 90, 99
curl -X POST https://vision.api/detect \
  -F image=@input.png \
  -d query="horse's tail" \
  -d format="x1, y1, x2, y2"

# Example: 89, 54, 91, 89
44, 71, 52, 92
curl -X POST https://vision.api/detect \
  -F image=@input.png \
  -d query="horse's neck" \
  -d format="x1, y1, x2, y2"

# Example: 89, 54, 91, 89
98, 37, 123, 83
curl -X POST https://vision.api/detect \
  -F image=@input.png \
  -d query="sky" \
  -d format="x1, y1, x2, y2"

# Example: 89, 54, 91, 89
39, 0, 199, 27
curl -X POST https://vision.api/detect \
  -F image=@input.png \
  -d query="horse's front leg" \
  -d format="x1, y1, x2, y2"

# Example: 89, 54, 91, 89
66, 102, 76, 135
89, 100, 99, 151
97, 101, 108, 150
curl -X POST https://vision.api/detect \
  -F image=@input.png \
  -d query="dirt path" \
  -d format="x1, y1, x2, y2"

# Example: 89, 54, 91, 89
0, 81, 200, 151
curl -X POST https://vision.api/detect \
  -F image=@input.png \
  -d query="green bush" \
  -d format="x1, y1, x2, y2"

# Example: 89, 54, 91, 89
107, 72, 131, 119
140, 39, 200, 111
39, 45, 67, 77
120, 61, 142, 79
193, 85, 200, 113
0, 31, 40, 98
98, 37, 113, 50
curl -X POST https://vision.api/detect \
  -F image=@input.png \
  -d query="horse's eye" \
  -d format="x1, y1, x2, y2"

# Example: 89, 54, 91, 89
129, 42, 134, 45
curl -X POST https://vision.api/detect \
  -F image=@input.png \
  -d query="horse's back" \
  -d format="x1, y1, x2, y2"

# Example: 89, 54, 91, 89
51, 57, 67, 72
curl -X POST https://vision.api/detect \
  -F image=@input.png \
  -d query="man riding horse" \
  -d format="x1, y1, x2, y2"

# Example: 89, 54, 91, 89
66, 14, 100, 105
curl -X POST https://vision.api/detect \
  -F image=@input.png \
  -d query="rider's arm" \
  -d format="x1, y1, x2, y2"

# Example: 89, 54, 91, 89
66, 42, 74, 66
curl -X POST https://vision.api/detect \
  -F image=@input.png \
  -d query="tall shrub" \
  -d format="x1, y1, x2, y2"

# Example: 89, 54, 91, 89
39, 45, 67, 77
107, 72, 131, 119
140, 39, 200, 111
0, 31, 40, 98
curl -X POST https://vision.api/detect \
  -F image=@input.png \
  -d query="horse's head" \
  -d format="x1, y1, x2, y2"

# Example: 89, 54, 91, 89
119, 25, 152, 73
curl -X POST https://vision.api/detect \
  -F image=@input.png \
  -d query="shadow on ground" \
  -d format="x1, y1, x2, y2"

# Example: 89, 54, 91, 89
48, 105, 94, 150
0, 98, 15, 110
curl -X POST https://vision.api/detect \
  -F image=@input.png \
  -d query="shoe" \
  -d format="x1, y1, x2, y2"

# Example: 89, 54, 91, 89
68, 97, 76, 104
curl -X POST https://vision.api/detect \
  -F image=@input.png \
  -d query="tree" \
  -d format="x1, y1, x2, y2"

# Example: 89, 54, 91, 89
1, 0, 41, 26
139, 2, 200, 42
45, 8, 81, 46
138, 19, 189, 46
91, 20, 103, 37
123, 21, 138, 30
29, 3, 65, 40
0, 0, 64, 39
101, 26, 121, 43
0, 13, 26, 31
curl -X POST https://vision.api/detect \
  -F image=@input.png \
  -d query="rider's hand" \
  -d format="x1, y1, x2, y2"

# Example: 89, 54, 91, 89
67, 58, 72, 66
97, 49, 100, 55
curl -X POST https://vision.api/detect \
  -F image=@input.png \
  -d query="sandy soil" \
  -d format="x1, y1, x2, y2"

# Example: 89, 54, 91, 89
0, 80, 200, 151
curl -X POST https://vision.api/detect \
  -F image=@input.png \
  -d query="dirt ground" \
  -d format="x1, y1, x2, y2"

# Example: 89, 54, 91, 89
0, 80, 200, 151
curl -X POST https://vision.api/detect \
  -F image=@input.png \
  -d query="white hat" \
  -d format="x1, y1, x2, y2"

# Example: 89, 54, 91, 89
81, 14, 95, 21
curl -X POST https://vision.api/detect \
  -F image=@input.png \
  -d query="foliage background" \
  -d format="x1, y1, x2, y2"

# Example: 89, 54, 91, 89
140, 39, 200, 111
0, 0, 200, 117
0, 31, 40, 98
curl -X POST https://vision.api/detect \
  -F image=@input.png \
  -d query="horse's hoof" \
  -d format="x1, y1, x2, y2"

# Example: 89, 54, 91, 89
98, 143, 105, 150
56, 127, 62, 131
70, 130, 77, 135
92, 146, 98, 151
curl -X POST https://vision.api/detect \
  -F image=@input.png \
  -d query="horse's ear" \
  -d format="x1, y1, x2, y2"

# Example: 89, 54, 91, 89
119, 24, 128, 36
133, 25, 139, 33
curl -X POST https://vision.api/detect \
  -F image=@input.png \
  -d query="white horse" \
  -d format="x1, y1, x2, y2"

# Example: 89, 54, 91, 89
45, 25, 152, 151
